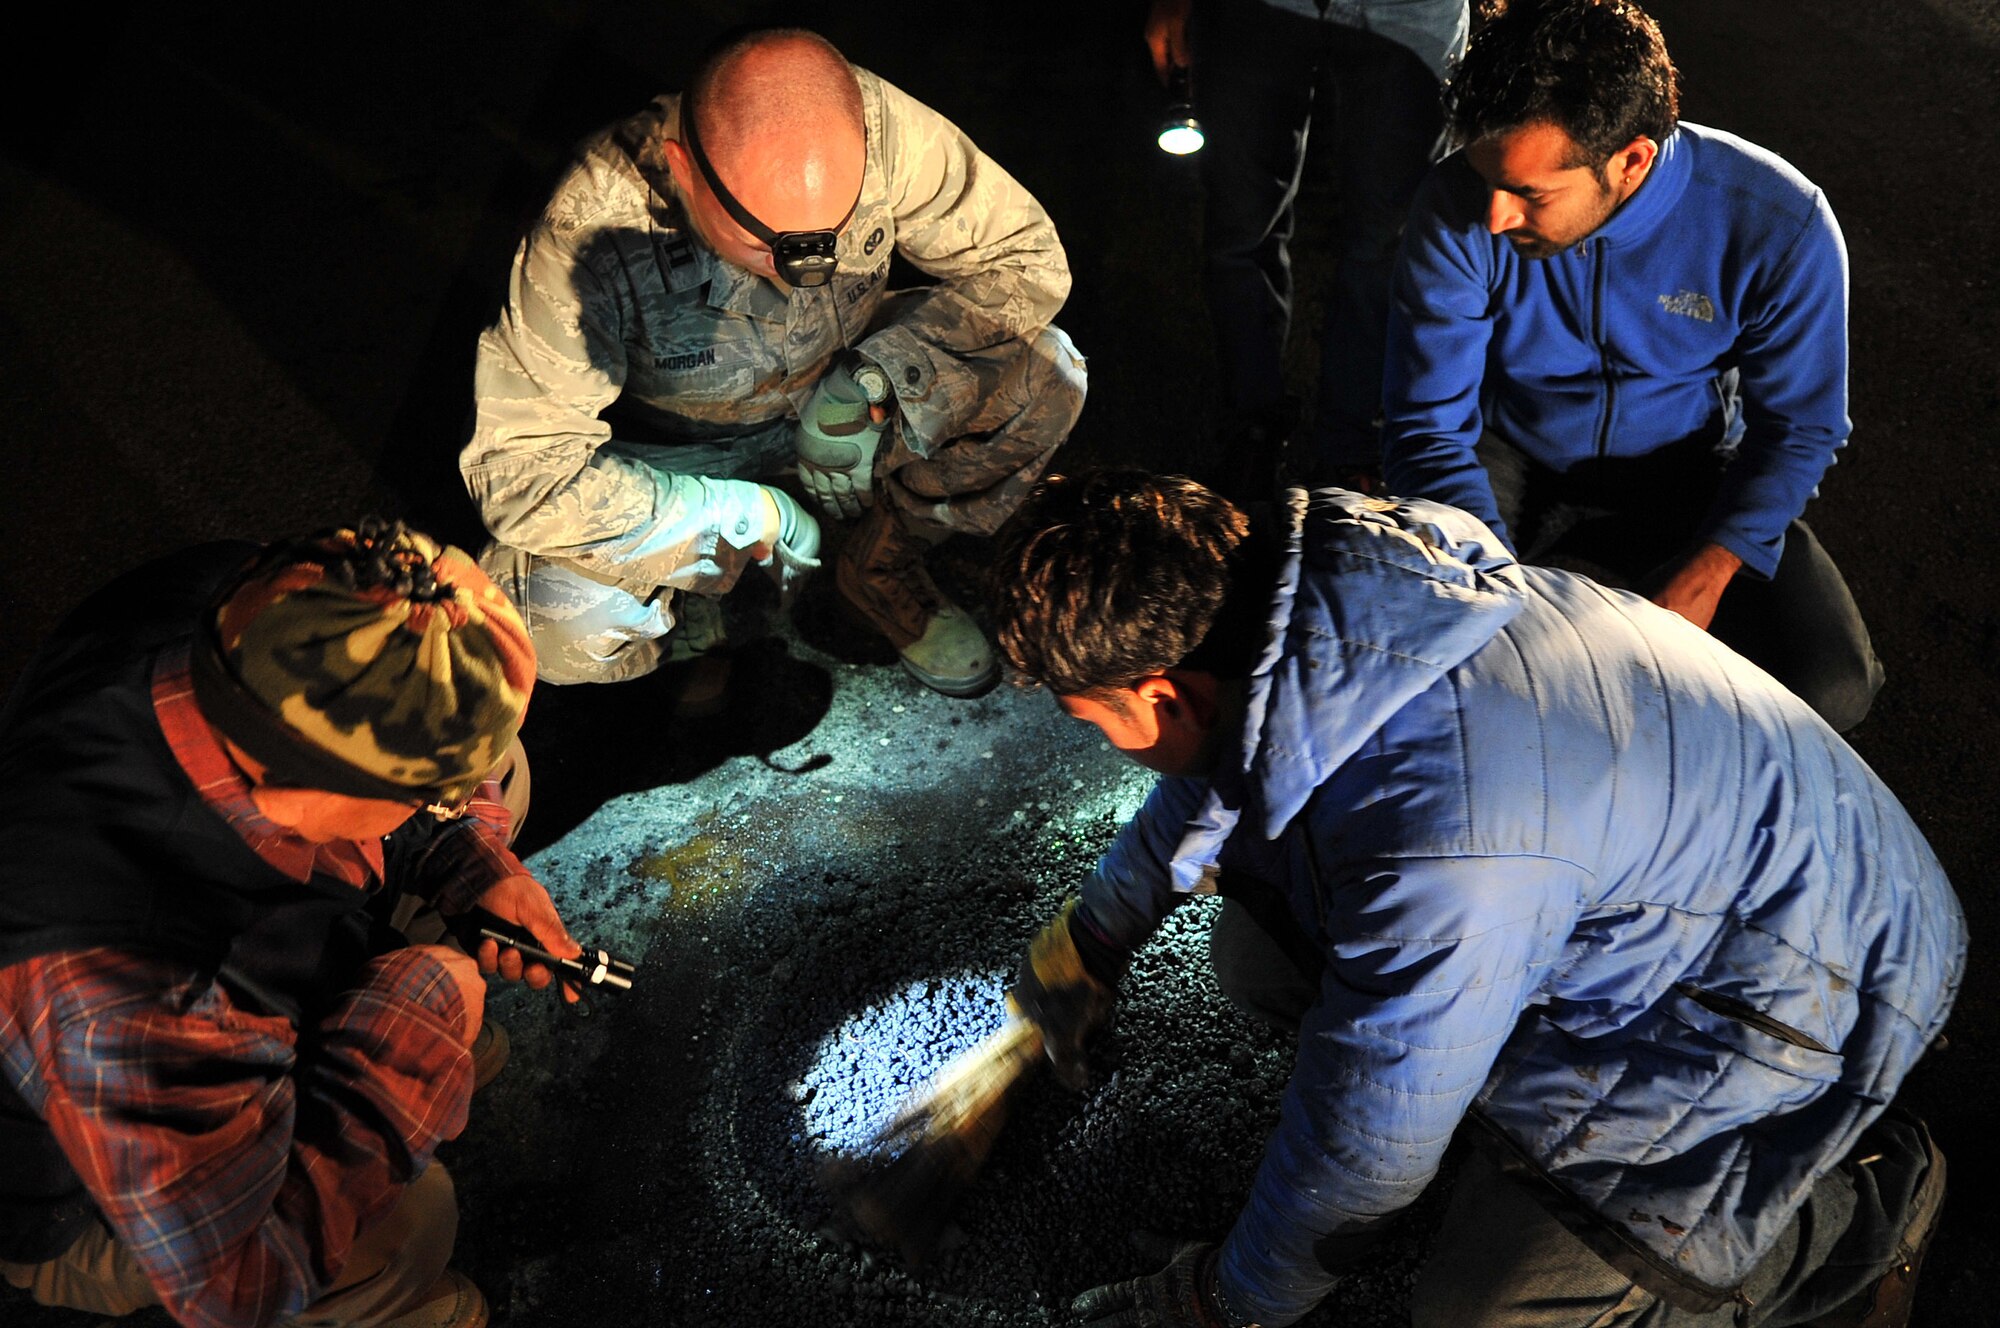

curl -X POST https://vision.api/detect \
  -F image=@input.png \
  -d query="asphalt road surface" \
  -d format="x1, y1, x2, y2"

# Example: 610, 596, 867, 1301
3, 3, 1995, 1325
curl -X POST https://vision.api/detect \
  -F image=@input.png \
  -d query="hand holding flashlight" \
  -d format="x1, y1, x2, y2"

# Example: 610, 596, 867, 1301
1144, 0, 1193, 85
463, 873, 582, 999
468, 909, 636, 994
448, 890, 635, 1004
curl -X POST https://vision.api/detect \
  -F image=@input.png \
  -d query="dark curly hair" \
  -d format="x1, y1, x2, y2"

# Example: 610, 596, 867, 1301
992, 470, 1267, 697
1447, 0, 1680, 165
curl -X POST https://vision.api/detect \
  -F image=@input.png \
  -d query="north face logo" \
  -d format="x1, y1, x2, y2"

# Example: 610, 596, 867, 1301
1658, 290, 1716, 322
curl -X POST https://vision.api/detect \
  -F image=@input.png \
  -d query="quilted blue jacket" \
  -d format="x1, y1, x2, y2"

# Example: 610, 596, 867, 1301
1076, 491, 1964, 1326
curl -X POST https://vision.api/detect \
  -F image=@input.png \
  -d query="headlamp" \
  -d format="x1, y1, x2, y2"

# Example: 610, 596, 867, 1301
682, 99, 858, 288
1157, 65, 1205, 156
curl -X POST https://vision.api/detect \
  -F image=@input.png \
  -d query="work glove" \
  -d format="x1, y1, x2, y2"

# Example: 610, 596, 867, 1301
1072, 1242, 1235, 1328
1008, 897, 1116, 1090
758, 485, 822, 608
796, 351, 892, 520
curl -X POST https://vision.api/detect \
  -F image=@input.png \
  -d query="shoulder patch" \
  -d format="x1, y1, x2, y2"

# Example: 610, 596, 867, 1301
546, 186, 601, 238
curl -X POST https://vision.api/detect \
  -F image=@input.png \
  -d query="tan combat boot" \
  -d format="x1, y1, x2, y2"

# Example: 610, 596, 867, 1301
835, 505, 998, 698
380, 1270, 489, 1328
470, 1022, 510, 1092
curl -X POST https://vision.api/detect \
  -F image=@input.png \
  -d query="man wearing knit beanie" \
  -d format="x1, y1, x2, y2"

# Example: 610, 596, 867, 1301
0, 519, 575, 1328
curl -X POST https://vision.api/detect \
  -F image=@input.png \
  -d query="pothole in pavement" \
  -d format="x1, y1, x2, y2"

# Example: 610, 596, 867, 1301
452, 663, 1446, 1326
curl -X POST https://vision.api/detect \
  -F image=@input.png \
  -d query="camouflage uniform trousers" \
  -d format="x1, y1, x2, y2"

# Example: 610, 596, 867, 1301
481, 321, 1086, 685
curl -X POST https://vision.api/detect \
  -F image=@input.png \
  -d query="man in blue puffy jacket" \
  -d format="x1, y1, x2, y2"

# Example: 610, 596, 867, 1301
1381, 0, 1882, 732
995, 470, 1962, 1328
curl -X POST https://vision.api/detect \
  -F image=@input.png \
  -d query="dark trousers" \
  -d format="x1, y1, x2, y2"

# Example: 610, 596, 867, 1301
1197, 0, 1444, 468
1476, 431, 1885, 732
1206, 890, 1938, 1326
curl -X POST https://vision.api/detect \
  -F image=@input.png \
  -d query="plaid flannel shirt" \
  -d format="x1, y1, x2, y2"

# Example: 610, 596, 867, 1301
0, 647, 528, 1328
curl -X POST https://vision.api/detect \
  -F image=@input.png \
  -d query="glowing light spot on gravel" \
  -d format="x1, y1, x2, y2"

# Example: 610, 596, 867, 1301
630, 833, 751, 914
799, 969, 1012, 1160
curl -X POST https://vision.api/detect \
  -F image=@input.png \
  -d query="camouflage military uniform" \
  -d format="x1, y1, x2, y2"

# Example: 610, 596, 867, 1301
463, 68, 1087, 684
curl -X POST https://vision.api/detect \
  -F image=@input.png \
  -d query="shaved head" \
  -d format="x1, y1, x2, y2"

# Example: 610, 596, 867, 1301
679, 29, 865, 235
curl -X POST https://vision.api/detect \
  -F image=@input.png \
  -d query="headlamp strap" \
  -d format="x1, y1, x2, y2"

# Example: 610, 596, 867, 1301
680, 100, 779, 246
678, 96, 859, 250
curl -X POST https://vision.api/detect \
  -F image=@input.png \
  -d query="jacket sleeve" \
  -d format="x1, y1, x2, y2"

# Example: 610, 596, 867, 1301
462, 216, 772, 594
856, 75, 1073, 454
393, 775, 530, 918
1215, 853, 1585, 1327
1074, 775, 1210, 953
5, 946, 475, 1328
1381, 163, 1510, 546
1698, 192, 1851, 580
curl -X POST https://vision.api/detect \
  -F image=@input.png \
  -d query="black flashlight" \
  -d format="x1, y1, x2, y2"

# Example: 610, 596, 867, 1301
1158, 65, 1205, 155
452, 907, 636, 994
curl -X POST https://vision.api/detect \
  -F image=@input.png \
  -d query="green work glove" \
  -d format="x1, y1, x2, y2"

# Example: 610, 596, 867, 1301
759, 486, 821, 607
1072, 1243, 1235, 1328
1008, 898, 1116, 1090
795, 351, 892, 521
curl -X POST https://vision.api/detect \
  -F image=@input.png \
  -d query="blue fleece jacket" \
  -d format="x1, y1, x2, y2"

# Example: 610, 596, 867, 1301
1382, 124, 1851, 580
1076, 491, 1962, 1327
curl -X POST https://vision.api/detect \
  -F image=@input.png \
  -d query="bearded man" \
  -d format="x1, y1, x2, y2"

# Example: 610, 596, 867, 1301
1382, 0, 1881, 731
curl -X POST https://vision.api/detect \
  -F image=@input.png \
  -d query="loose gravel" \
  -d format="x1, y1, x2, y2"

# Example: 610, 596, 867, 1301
443, 628, 1449, 1327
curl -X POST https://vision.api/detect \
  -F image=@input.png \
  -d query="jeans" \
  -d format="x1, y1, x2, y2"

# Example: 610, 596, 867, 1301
1207, 890, 1939, 1327
1410, 1136, 1936, 1328
1475, 430, 1885, 732
1197, 0, 1445, 468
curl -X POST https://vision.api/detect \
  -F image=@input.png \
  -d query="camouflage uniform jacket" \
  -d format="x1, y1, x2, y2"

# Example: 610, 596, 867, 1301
463, 68, 1073, 598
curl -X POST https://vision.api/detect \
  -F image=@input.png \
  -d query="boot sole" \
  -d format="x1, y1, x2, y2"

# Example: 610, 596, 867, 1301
471, 1021, 511, 1092
900, 653, 1000, 699
667, 653, 734, 720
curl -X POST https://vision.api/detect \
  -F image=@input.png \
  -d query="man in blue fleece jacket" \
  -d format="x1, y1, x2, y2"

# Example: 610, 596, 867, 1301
1381, 0, 1882, 731
995, 470, 1960, 1328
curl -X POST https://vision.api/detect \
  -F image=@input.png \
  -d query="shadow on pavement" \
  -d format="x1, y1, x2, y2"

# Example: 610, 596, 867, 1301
514, 635, 835, 859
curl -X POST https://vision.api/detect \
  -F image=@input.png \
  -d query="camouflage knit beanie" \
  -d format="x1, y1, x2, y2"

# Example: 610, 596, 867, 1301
190, 518, 536, 807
